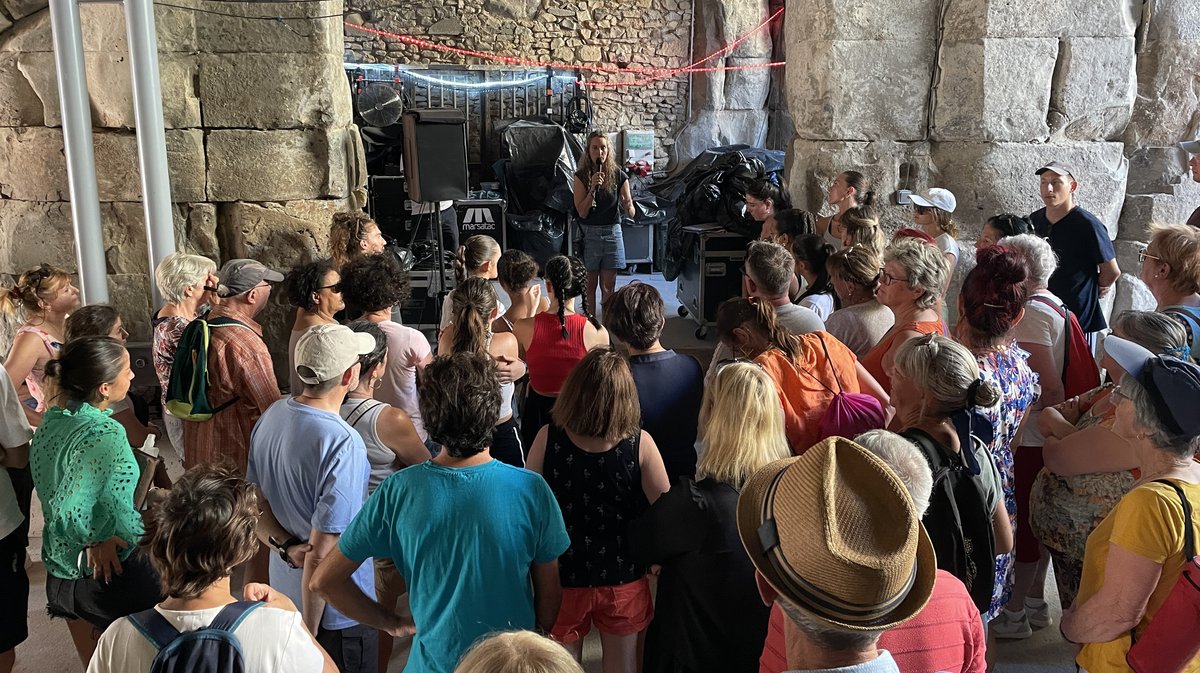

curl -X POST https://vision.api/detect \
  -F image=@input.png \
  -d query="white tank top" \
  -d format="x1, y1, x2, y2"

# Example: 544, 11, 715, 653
340, 398, 397, 494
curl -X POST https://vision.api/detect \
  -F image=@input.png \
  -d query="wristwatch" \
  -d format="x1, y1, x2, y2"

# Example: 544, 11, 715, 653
269, 535, 304, 569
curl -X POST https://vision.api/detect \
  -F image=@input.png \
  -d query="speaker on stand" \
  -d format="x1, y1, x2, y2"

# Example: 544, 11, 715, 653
400, 108, 469, 329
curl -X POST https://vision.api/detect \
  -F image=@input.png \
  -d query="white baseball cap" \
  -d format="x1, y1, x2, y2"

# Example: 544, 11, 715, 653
294, 324, 376, 385
909, 187, 957, 213
1181, 139, 1200, 155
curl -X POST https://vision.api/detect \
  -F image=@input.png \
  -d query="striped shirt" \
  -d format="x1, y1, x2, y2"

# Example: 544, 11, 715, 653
181, 304, 280, 473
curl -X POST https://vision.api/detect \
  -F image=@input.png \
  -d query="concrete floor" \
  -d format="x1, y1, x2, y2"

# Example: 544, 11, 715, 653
10, 272, 1077, 672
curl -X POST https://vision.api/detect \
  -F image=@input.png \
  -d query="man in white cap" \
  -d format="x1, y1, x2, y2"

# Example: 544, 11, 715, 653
181, 258, 284, 472
1180, 139, 1200, 228
248, 323, 379, 673
1029, 162, 1120, 341
738, 436, 937, 673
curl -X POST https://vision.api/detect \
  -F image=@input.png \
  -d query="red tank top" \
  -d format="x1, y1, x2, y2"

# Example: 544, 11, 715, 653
527, 312, 589, 394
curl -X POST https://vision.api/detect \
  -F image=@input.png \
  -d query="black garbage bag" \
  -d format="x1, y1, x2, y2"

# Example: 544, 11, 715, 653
653, 146, 785, 281
508, 211, 566, 269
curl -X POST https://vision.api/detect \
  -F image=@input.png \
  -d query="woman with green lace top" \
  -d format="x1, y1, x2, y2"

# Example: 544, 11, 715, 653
30, 336, 161, 667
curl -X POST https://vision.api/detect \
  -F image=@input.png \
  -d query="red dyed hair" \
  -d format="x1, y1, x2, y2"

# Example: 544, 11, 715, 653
960, 245, 1029, 342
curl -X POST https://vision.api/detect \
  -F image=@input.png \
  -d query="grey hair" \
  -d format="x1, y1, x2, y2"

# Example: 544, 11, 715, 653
777, 599, 884, 652
298, 371, 344, 395
855, 430, 934, 515
1001, 234, 1058, 289
746, 240, 797, 298
883, 239, 948, 310
1121, 374, 1200, 459
155, 253, 217, 306
1113, 311, 1189, 357
892, 334, 1002, 417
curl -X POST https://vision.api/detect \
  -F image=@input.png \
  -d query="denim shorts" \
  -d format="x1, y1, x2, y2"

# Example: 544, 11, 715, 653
580, 224, 625, 272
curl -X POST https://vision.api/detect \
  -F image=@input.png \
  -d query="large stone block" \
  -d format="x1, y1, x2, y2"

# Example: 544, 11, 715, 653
673, 109, 768, 164
1117, 193, 1200, 240
1113, 239, 1146, 277
0, 126, 67, 200
784, 0, 937, 41
932, 38, 1056, 142
194, 0, 342, 54
15, 52, 201, 128
1123, 39, 1200, 147
199, 52, 351, 129
1111, 273, 1156, 319
787, 39, 934, 141
786, 139, 934, 230
2, 0, 44, 21
1124, 147, 1192, 196
1048, 37, 1135, 141
108, 273, 152, 341
928, 141, 1128, 237
0, 199, 74, 272
0, 127, 204, 201
1146, 0, 1200, 40
0, 3, 196, 52
943, 0, 1138, 39
0, 52, 43, 126
693, 0, 770, 60
722, 57, 771, 110
217, 199, 348, 270
206, 128, 349, 202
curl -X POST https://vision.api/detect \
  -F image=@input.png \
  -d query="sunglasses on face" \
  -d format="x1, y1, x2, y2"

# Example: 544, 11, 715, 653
913, 205, 931, 215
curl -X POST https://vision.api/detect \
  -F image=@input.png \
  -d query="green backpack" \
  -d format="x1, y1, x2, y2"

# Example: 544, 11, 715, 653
165, 316, 252, 422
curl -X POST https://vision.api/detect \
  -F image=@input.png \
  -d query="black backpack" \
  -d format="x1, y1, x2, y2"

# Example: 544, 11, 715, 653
127, 601, 263, 673
902, 428, 997, 614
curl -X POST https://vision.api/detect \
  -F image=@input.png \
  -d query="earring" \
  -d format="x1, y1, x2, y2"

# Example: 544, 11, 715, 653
101, 393, 109, 402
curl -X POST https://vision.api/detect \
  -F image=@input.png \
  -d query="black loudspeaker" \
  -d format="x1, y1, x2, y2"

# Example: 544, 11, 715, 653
402, 108, 468, 203
368, 175, 420, 240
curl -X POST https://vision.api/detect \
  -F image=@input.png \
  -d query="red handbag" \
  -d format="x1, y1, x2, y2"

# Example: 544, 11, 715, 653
1126, 480, 1200, 673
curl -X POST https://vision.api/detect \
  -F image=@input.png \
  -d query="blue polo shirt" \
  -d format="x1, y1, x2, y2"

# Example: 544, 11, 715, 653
247, 397, 374, 632
340, 459, 570, 673
1031, 206, 1115, 332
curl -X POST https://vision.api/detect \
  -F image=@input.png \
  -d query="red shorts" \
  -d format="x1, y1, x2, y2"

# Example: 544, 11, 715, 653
550, 578, 654, 643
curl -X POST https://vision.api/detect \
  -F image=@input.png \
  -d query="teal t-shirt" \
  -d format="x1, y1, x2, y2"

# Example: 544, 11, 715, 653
339, 459, 570, 673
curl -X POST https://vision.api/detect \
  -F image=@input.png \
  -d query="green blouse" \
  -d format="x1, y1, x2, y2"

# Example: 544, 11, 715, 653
30, 403, 142, 580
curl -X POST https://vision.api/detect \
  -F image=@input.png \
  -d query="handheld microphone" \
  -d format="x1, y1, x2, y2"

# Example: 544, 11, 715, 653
590, 159, 602, 211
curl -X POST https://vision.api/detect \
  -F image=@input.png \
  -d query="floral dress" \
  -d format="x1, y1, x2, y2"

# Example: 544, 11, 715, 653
1028, 384, 1134, 607
976, 342, 1039, 621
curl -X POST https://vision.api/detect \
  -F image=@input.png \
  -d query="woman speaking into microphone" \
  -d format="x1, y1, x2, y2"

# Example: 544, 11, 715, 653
573, 131, 636, 315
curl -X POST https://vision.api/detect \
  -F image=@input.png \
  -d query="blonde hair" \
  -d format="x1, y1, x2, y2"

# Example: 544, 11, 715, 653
575, 131, 620, 196
1149, 224, 1200, 296
0, 264, 73, 318
892, 334, 1001, 418
329, 212, 379, 270
841, 207, 885, 256
697, 362, 790, 488
932, 208, 958, 238
883, 238, 949, 310
454, 631, 583, 673
826, 244, 882, 291
154, 253, 217, 305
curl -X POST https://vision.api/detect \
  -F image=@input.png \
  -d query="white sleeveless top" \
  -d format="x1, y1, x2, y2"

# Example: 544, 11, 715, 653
340, 398, 398, 494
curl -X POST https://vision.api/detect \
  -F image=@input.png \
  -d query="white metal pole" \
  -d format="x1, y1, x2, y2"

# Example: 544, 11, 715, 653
124, 0, 174, 307
49, 0, 108, 304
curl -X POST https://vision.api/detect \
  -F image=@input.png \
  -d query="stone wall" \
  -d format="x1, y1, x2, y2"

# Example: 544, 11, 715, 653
0, 0, 363, 379
342, 0, 698, 168
782, 0, 1200, 323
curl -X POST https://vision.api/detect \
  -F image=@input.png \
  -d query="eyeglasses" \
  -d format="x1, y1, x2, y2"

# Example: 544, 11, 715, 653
878, 269, 910, 287
1138, 249, 1162, 265
1111, 385, 1129, 402
117, 326, 129, 339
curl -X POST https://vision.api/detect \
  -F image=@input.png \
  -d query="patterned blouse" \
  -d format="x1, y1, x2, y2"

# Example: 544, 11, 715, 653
30, 404, 142, 580
151, 314, 190, 406
975, 342, 1039, 620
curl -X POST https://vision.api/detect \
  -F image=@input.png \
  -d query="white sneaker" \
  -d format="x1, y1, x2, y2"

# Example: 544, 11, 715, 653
991, 609, 1033, 639
1024, 598, 1052, 629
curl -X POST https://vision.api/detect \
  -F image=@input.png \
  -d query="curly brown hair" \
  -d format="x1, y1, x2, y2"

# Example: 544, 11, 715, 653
143, 464, 260, 599
419, 352, 501, 458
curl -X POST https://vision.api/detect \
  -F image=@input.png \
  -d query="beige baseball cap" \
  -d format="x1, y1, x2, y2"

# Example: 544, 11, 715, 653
294, 324, 376, 385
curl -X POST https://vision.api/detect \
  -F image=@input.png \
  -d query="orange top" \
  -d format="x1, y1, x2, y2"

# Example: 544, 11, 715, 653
755, 332, 860, 454
860, 320, 946, 393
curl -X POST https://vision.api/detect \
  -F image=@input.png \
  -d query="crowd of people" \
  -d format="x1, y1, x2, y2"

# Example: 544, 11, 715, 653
0, 142, 1199, 673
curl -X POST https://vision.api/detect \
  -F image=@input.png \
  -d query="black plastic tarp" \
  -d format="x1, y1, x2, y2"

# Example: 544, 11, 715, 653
651, 145, 786, 280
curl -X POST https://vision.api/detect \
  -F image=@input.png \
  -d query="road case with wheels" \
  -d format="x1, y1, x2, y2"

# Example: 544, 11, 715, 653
675, 223, 749, 339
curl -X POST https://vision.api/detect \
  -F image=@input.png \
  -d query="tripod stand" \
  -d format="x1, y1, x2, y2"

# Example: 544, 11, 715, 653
404, 202, 457, 330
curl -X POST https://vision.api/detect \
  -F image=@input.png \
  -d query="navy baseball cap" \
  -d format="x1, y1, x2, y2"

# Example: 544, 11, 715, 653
1106, 335, 1200, 437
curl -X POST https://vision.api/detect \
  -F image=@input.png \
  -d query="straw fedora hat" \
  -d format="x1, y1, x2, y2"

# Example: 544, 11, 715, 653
737, 436, 936, 631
